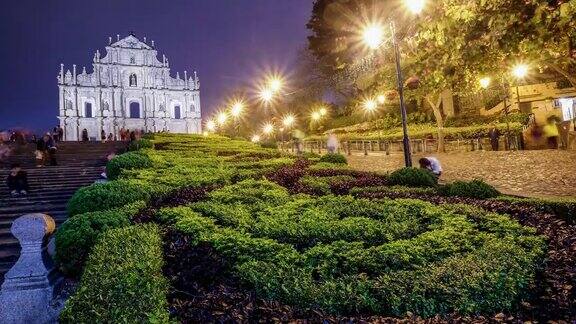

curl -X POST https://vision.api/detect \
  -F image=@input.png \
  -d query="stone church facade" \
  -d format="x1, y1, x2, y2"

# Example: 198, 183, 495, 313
57, 34, 201, 141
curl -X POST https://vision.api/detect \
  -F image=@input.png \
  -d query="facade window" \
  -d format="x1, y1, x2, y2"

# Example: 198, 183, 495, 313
85, 102, 93, 118
174, 106, 181, 119
129, 74, 137, 87
129, 102, 141, 118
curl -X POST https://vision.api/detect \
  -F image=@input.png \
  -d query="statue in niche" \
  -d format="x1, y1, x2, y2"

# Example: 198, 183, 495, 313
102, 101, 110, 112
65, 100, 73, 111
159, 104, 166, 112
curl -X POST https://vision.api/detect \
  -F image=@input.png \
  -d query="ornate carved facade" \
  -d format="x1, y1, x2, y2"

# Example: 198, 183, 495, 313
57, 34, 201, 141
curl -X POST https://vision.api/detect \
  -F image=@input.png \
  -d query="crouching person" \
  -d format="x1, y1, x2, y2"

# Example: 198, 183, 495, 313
7, 163, 29, 196
419, 157, 442, 182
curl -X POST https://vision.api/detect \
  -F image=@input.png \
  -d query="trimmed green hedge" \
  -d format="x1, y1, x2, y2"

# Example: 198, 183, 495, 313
318, 153, 348, 164
128, 138, 154, 151
493, 196, 576, 223
388, 167, 437, 187
60, 224, 169, 323
54, 201, 145, 276
106, 151, 153, 180
163, 187, 545, 317
439, 179, 500, 199
67, 180, 156, 216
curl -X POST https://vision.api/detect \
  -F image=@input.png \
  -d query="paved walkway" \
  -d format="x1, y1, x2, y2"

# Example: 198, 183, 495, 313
347, 150, 576, 199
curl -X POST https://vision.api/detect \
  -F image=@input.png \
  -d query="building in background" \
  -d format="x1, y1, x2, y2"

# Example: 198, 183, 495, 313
57, 33, 201, 141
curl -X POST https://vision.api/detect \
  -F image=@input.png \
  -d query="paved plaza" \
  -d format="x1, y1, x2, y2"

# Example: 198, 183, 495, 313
347, 150, 576, 199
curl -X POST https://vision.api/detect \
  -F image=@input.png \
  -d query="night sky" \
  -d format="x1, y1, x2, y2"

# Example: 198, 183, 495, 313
0, 0, 312, 133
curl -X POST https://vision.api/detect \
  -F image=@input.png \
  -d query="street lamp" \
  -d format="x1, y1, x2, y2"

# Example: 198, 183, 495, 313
269, 78, 283, 93
230, 100, 244, 136
479, 77, 491, 89
206, 120, 216, 132
311, 111, 321, 121
283, 114, 295, 128
263, 123, 274, 135
363, 98, 378, 112
360, 0, 424, 167
319, 107, 328, 116
259, 88, 274, 103
377, 94, 386, 104
217, 112, 228, 126
251, 134, 261, 143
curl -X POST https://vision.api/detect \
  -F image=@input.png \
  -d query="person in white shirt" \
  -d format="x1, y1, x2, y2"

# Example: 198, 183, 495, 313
419, 157, 442, 180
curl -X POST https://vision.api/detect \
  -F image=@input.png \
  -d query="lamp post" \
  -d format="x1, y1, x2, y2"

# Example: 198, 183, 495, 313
230, 100, 244, 136
361, 1, 424, 167
390, 20, 412, 167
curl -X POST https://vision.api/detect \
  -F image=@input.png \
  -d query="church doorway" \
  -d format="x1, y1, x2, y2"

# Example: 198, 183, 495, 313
129, 102, 141, 118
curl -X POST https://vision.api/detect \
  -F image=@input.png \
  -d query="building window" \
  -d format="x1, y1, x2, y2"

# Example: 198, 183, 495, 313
129, 102, 140, 118
129, 74, 137, 87
174, 105, 181, 119
85, 102, 93, 118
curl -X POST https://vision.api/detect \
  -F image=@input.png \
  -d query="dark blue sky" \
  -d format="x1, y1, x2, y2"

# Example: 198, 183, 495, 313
0, 0, 312, 132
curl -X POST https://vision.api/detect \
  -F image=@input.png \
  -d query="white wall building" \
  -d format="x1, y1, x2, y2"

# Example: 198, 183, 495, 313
57, 33, 201, 141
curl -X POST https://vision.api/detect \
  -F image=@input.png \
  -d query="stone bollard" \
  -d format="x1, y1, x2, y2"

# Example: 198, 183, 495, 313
0, 214, 57, 324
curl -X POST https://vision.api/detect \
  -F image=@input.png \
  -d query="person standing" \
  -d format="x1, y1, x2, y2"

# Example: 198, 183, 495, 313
101, 130, 107, 143
53, 126, 60, 142
35, 135, 46, 167
543, 118, 560, 149
45, 134, 57, 166
488, 125, 501, 151
6, 163, 29, 196
81, 128, 89, 142
58, 125, 64, 142
326, 132, 339, 154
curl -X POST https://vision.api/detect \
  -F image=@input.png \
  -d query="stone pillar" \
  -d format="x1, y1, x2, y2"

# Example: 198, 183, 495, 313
0, 214, 58, 324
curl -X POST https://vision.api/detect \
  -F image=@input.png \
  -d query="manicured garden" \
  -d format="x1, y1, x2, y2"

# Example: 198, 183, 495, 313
56, 134, 575, 322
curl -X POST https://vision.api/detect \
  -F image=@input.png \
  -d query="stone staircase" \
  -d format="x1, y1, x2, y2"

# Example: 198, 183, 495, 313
0, 141, 126, 282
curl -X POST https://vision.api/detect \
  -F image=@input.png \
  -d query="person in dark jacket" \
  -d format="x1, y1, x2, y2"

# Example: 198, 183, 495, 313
488, 125, 501, 151
44, 134, 57, 166
81, 128, 89, 142
7, 163, 29, 195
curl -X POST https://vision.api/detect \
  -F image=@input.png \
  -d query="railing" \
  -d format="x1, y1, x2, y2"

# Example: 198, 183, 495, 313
280, 136, 523, 156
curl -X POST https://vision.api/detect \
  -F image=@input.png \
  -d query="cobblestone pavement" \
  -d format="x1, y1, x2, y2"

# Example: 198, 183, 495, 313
346, 150, 576, 199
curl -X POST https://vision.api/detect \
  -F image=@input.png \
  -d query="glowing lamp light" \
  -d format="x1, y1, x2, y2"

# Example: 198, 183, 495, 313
262, 123, 274, 134
217, 112, 228, 126
206, 120, 216, 131
311, 111, 321, 121
364, 99, 378, 112
230, 101, 244, 117
319, 107, 328, 116
283, 114, 295, 127
479, 77, 491, 89
260, 88, 274, 102
251, 134, 261, 143
269, 78, 283, 92
405, 0, 426, 14
377, 94, 386, 104
362, 24, 384, 50
512, 64, 529, 79
202, 131, 209, 137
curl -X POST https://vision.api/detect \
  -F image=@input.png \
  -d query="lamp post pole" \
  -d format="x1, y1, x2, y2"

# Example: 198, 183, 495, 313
391, 21, 412, 167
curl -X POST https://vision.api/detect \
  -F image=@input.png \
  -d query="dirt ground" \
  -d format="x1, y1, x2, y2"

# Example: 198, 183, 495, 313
347, 150, 576, 199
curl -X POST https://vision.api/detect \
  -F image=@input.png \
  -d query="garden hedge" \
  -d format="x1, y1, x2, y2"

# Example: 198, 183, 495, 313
60, 224, 169, 323
439, 179, 500, 199
318, 153, 348, 164
161, 179, 545, 317
54, 201, 146, 276
106, 151, 153, 180
67, 179, 156, 216
387, 167, 437, 187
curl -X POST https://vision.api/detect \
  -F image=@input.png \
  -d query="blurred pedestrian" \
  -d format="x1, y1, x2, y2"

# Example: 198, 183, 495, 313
35, 135, 46, 167
543, 118, 560, 149
488, 124, 501, 151
45, 133, 57, 166
101, 129, 107, 143
81, 128, 89, 142
327, 132, 339, 154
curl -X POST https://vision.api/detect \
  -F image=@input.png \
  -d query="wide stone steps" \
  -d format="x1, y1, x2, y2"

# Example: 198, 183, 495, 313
0, 141, 126, 283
